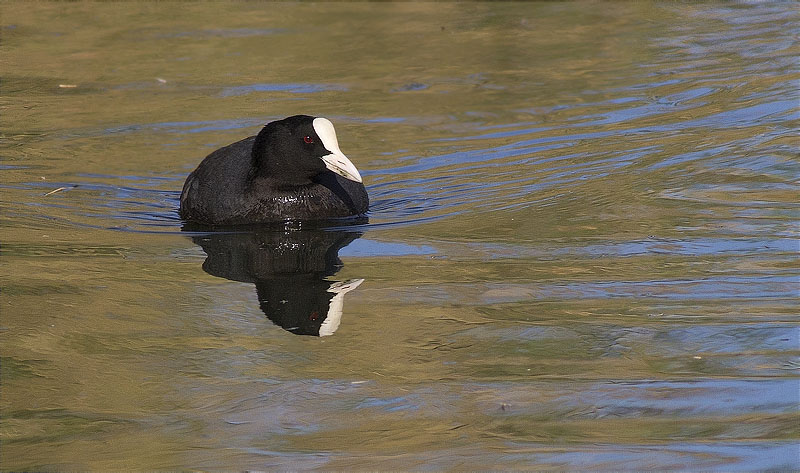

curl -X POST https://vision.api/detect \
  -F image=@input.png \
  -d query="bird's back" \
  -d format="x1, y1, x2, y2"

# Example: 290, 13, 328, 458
179, 136, 257, 224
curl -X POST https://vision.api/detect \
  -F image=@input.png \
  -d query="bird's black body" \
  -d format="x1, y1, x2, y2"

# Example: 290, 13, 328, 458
179, 115, 368, 226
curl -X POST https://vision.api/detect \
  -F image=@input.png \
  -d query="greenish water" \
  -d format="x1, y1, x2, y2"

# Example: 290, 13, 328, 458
2, 2, 798, 471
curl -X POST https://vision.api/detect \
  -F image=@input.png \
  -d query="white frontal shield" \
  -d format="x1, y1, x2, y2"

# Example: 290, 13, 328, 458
313, 117, 363, 183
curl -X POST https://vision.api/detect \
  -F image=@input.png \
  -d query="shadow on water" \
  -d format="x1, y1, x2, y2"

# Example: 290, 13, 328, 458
183, 219, 366, 336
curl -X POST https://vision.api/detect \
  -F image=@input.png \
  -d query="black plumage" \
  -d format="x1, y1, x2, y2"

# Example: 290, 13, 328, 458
179, 115, 368, 225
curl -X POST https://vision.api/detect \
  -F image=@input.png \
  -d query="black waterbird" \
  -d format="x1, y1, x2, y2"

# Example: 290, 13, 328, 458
180, 115, 368, 225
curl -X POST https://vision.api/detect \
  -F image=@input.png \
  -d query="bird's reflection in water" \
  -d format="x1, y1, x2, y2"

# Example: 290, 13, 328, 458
187, 222, 364, 336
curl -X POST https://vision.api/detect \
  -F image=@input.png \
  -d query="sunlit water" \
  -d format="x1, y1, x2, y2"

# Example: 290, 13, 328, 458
2, 3, 798, 471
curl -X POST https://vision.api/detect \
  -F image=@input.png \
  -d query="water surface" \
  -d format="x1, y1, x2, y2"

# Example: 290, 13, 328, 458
2, 3, 799, 471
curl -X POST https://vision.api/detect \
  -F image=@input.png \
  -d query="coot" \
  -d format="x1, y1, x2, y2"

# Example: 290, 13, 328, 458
179, 115, 368, 225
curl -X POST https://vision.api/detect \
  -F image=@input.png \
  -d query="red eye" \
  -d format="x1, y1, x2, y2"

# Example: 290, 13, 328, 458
303, 136, 313, 144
